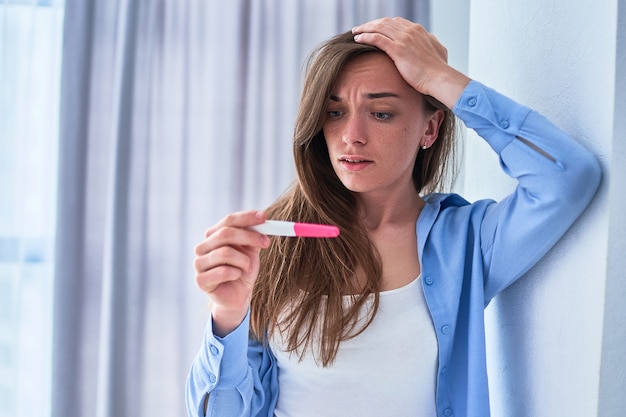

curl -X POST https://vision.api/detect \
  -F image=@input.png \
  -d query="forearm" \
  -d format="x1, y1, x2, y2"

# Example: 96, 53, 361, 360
453, 80, 600, 193
453, 81, 601, 297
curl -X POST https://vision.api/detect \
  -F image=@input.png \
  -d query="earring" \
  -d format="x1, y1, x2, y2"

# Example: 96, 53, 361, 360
422, 144, 427, 150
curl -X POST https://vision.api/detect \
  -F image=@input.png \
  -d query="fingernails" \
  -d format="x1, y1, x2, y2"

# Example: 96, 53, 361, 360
255, 210, 265, 220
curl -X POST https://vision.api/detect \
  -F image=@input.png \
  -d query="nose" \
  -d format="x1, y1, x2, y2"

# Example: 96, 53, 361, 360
342, 113, 367, 145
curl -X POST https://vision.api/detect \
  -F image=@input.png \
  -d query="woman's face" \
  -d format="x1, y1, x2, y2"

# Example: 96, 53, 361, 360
322, 53, 440, 198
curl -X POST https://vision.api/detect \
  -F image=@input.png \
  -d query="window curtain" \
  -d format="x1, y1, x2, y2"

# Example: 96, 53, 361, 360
0, 2, 64, 417
52, 1, 429, 416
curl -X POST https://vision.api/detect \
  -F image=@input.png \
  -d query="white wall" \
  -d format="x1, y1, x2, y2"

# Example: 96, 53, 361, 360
598, 2, 626, 415
433, 1, 624, 416
430, 0, 470, 194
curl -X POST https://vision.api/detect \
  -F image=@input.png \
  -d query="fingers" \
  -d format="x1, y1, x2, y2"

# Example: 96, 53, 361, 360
194, 244, 257, 296
196, 223, 269, 258
352, 18, 409, 53
204, 210, 267, 239
195, 264, 245, 294
352, 16, 413, 38
194, 210, 270, 296
198, 210, 269, 254
194, 244, 253, 274
353, 17, 444, 59
352, 17, 429, 50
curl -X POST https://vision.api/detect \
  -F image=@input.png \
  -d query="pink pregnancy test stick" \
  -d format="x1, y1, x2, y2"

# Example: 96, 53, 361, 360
249, 220, 340, 238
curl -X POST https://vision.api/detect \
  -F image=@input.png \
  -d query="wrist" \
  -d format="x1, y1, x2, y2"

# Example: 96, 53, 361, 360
211, 305, 249, 338
426, 67, 471, 110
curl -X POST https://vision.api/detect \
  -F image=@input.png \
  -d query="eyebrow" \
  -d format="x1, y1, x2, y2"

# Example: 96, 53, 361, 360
329, 92, 400, 102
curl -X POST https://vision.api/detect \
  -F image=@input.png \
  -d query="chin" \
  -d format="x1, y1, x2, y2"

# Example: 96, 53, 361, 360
340, 181, 377, 194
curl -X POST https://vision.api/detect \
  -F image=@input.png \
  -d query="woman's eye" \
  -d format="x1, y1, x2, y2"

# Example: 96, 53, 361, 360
327, 110, 342, 119
373, 112, 393, 120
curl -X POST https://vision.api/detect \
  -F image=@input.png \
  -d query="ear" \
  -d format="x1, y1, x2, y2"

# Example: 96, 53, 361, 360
421, 109, 445, 149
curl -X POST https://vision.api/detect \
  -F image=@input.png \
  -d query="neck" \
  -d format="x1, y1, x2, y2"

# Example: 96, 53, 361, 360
356, 187, 425, 231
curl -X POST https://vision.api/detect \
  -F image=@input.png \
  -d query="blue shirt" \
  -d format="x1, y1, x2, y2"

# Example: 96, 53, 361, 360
185, 81, 602, 417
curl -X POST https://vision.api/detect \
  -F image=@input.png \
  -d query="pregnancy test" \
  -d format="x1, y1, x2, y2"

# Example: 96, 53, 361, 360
250, 220, 340, 238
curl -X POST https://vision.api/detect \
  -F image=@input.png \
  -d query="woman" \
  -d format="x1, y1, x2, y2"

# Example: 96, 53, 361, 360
186, 17, 601, 417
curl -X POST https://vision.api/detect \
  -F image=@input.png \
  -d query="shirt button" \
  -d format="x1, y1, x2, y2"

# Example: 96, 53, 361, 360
424, 276, 433, 285
441, 325, 450, 334
444, 408, 453, 416
210, 344, 219, 356
208, 373, 217, 383
468, 97, 477, 106
499, 120, 510, 129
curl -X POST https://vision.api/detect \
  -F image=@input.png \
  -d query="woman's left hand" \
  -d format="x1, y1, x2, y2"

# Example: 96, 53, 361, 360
352, 17, 470, 109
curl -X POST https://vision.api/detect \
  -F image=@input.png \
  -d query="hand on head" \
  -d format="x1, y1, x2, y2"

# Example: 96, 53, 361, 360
352, 17, 471, 109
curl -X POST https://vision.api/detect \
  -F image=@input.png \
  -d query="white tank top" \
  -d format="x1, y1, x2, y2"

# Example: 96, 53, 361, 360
269, 276, 438, 417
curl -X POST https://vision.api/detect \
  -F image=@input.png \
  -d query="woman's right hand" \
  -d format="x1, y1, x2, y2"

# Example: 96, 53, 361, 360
194, 210, 271, 337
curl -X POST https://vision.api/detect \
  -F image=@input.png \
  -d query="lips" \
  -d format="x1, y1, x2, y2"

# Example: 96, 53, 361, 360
339, 155, 372, 171
340, 155, 372, 163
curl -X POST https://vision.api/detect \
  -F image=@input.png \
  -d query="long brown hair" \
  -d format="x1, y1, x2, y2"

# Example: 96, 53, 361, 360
250, 30, 457, 366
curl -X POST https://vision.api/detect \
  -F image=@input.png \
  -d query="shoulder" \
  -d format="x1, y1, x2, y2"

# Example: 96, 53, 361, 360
423, 192, 495, 216
419, 193, 497, 244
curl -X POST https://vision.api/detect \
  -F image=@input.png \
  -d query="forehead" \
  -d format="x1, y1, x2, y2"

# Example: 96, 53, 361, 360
333, 53, 417, 96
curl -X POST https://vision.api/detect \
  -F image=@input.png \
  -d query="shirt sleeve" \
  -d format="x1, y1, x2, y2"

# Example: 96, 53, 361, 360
185, 311, 278, 417
452, 81, 602, 301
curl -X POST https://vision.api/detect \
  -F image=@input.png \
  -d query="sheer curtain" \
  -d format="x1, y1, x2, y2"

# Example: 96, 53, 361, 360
52, 1, 428, 416
0, 2, 64, 417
